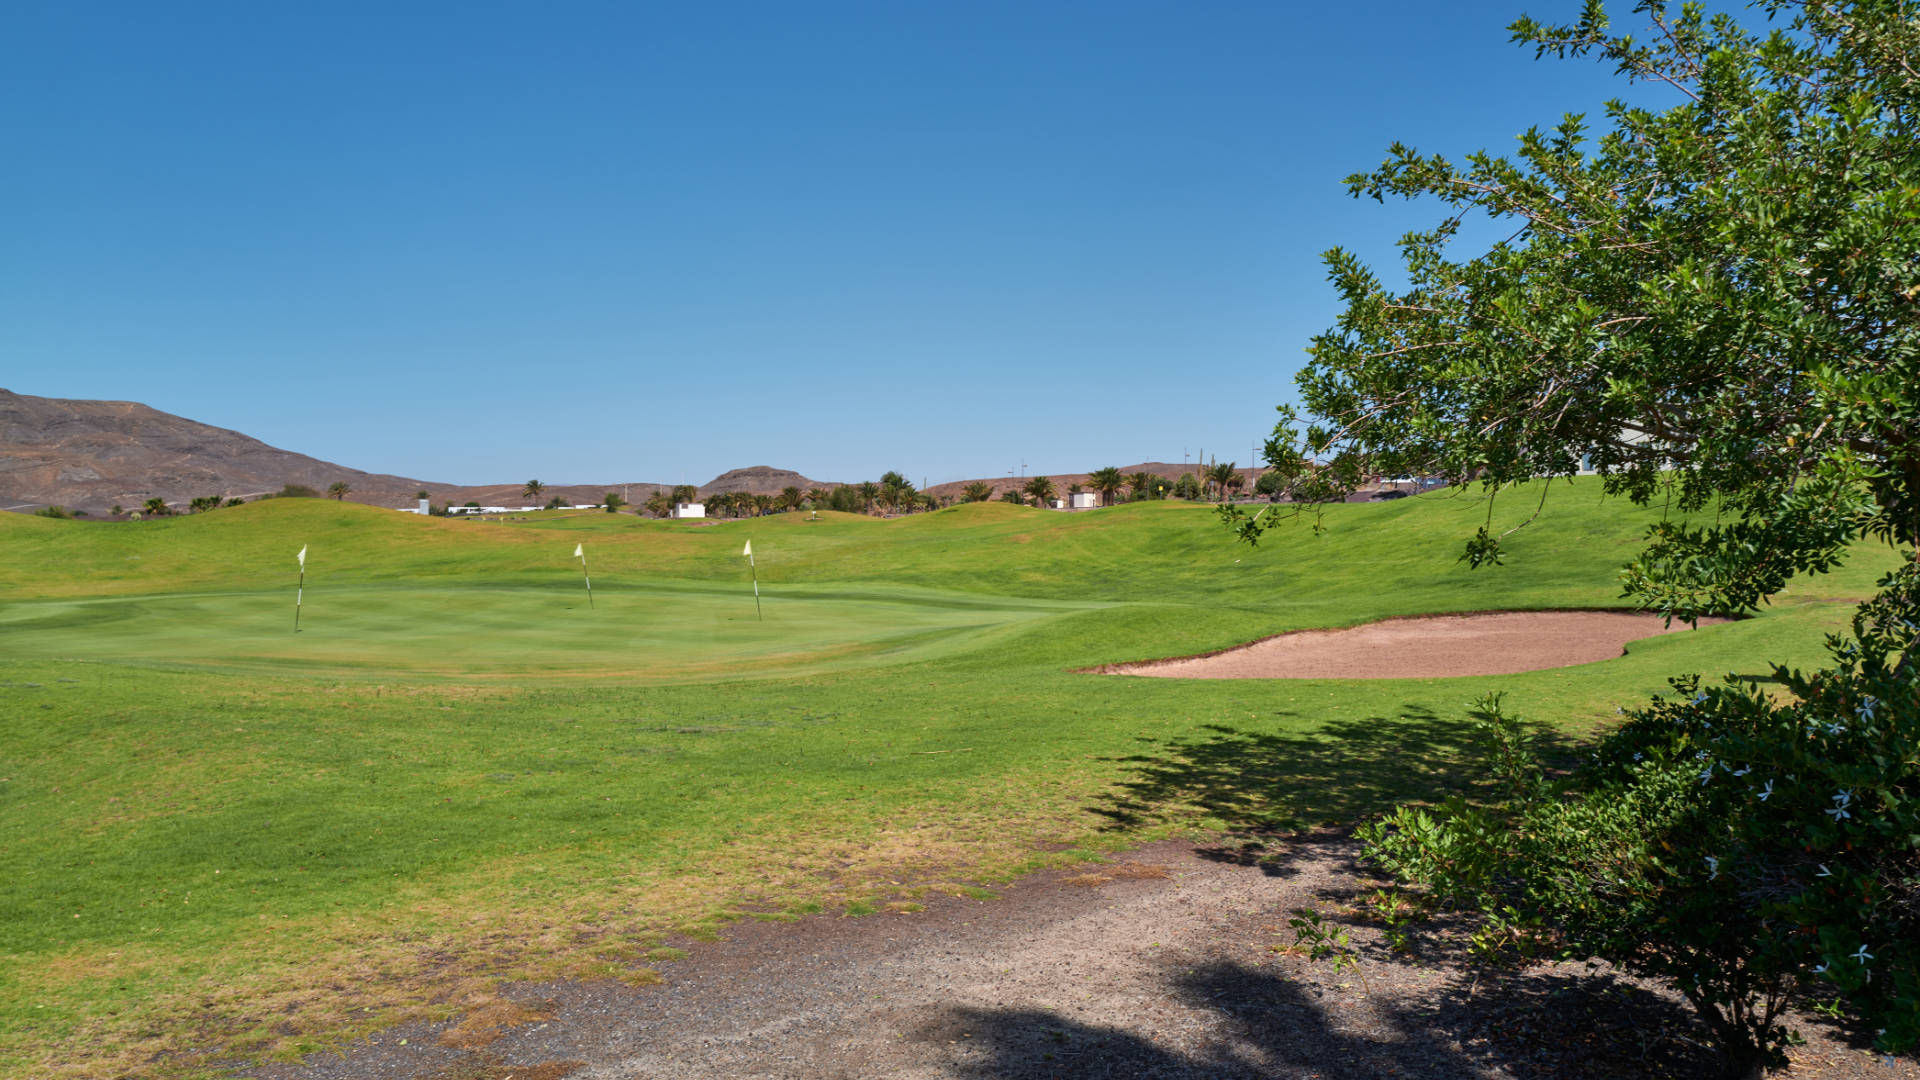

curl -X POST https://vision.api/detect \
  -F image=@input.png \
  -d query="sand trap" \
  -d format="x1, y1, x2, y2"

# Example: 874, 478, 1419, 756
1096, 610, 1727, 680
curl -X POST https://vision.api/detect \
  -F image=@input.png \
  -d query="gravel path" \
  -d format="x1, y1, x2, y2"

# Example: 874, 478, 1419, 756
257, 834, 1913, 1080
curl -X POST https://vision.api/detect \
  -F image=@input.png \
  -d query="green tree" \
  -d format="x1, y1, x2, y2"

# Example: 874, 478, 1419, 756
523, 480, 544, 501
670, 485, 698, 508
644, 490, 670, 518
1023, 475, 1057, 507
142, 497, 171, 517
781, 486, 804, 512
109, 504, 123, 517
415, 489, 430, 500
602, 492, 625, 513
805, 486, 830, 508
1127, 472, 1155, 501
999, 487, 1024, 505
1204, 461, 1237, 502
277, 484, 319, 499
326, 481, 351, 501
1170, 473, 1201, 500
1088, 466, 1125, 507
960, 481, 994, 503
857, 481, 879, 514
1230, 1, 1920, 1071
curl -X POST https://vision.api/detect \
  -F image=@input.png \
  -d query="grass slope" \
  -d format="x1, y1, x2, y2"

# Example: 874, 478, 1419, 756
0, 484, 1904, 1077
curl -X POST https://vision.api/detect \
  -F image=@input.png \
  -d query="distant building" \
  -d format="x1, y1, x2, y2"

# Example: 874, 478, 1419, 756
397, 497, 431, 514
671, 502, 706, 519
1069, 492, 1100, 509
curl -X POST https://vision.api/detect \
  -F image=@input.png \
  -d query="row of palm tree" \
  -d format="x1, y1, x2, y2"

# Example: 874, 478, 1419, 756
951, 463, 1252, 508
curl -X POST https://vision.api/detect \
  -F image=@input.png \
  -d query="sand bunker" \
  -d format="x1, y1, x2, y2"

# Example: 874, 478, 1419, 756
1098, 610, 1727, 680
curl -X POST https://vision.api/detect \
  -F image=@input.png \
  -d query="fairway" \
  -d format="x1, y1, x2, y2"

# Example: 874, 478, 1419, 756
0, 487, 1904, 1079
0, 583, 1091, 680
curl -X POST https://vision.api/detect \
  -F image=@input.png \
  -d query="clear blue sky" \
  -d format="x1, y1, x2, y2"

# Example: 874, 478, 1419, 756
3, 1, 1663, 487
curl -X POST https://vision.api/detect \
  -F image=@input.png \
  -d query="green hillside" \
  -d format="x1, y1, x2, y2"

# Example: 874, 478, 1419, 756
0, 482, 1902, 1077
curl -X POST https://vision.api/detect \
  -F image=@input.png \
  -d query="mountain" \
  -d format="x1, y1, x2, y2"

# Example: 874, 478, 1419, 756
0, 388, 456, 515
0, 389, 842, 516
698, 467, 836, 498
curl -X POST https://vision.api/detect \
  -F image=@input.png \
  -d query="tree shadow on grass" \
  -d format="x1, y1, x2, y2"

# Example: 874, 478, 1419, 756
1092, 707, 1580, 874
925, 957, 1728, 1079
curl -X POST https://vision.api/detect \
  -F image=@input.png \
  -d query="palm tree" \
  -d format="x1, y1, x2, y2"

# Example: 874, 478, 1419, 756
671, 484, 698, 508
327, 481, 351, 501
1127, 472, 1155, 501
143, 497, 170, 517
782, 486, 804, 511
1088, 466, 1125, 507
857, 481, 879, 514
524, 480, 544, 501
109, 504, 124, 517
1023, 475, 1057, 508
1204, 462, 1237, 502
961, 481, 993, 503
805, 487, 830, 508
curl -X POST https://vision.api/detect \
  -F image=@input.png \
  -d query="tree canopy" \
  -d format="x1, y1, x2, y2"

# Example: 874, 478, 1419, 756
1229, 0, 1920, 1070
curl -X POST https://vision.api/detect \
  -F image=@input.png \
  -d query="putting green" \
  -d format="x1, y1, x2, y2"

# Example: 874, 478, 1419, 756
0, 582, 1094, 680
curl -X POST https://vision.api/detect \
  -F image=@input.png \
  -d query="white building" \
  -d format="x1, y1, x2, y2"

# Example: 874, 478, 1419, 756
1069, 492, 1100, 509
670, 502, 706, 519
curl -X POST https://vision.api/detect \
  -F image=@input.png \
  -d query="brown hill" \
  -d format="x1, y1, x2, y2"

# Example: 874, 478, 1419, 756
0, 388, 459, 515
0, 389, 841, 516
698, 467, 838, 498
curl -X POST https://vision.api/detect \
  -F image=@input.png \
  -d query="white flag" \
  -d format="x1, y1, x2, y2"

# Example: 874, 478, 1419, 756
574, 543, 583, 558
297, 545, 306, 569
743, 540, 753, 558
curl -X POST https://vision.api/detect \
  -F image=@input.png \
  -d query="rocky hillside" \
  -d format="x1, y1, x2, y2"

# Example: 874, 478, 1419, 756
0, 388, 450, 515
0, 389, 842, 516
697, 467, 837, 498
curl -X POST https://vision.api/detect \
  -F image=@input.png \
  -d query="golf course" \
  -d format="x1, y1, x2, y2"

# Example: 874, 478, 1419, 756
1, 485, 1902, 1078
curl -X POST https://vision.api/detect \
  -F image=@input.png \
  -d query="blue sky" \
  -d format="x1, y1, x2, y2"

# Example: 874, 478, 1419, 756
3, 1, 1663, 486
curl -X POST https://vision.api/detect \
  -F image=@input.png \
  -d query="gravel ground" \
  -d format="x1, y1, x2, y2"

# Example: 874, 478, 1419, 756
255, 834, 1914, 1080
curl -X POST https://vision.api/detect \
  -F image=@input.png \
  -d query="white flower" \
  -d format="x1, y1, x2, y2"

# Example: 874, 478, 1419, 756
1732, 764, 1751, 777
1756, 780, 1774, 801
1692, 691, 1709, 705
1704, 856, 1720, 880
1852, 945, 1874, 965
1633, 751, 1644, 762
1700, 766, 1715, 786
1813, 962, 1830, 975
1855, 698, 1877, 722
1827, 806, 1852, 821
1833, 788, 1854, 806
1817, 864, 1832, 877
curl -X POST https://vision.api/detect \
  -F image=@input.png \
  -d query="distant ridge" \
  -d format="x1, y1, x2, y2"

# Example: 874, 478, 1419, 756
0, 389, 834, 515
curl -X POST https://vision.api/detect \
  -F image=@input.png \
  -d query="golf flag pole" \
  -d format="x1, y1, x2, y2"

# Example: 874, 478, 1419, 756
294, 544, 307, 632
574, 542, 593, 608
744, 539, 761, 621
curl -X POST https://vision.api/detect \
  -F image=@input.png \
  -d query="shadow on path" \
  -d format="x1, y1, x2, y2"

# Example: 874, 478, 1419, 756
926, 957, 1731, 1079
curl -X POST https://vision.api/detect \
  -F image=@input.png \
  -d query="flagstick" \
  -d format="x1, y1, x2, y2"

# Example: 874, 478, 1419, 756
750, 553, 762, 621
580, 551, 594, 609
294, 566, 305, 632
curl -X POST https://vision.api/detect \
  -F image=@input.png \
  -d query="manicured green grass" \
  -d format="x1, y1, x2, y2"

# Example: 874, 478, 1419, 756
0, 484, 1904, 1077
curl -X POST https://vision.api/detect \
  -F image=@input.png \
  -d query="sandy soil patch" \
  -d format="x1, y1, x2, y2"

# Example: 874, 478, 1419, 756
1094, 610, 1729, 680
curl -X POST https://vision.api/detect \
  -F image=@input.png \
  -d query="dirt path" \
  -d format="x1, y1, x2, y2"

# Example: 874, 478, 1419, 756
1094, 611, 1728, 680
258, 834, 1911, 1080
